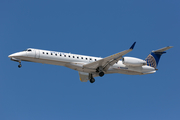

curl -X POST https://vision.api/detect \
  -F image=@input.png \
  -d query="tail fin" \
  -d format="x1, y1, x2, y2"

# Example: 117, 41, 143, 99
145, 46, 173, 68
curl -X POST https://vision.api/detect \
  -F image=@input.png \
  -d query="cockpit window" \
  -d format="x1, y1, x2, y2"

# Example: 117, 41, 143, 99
24, 49, 32, 52
23, 49, 32, 51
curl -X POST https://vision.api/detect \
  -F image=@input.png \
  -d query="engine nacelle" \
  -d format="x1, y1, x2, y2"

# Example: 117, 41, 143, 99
122, 57, 146, 66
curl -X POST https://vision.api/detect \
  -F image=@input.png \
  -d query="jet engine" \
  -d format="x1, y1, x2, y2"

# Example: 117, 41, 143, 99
122, 57, 146, 66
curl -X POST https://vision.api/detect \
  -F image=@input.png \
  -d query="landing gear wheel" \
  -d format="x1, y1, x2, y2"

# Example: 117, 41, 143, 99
90, 78, 95, 83
99, 72, 104, 77
18, 64, 22, 68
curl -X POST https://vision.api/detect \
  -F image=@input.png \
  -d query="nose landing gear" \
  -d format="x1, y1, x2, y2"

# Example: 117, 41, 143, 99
18, 62, 22, 68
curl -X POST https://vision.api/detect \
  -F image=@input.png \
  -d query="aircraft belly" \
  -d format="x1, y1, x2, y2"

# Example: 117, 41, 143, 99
17, 56, 67, 66
18, 56, 92, 72
117, 70, 141, 75
107, 68, 141, 75
65, 64, 95, 73
109, 64, 156, 75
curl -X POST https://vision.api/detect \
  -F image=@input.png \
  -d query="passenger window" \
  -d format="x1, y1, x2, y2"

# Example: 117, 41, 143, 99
43, 52, 44, 54
81, 57, 83, 59
86, 58, 88, 60
90, 58, 92, 60
69, 55, 70, 58
77, 57, 79, 59
73, 56, 75, 58
95, 59, 96, 61
55, 54, 57, 56
51, 53, 53, 55
64, 55, 66, 57
46, 52, 48, 55
60, 54, 61, 56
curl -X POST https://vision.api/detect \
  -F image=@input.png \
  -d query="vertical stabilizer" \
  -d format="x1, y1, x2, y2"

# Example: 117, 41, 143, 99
145, 46, 173, 68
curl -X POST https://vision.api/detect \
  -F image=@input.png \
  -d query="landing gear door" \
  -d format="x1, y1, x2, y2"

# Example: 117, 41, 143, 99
35, 50, 40, 58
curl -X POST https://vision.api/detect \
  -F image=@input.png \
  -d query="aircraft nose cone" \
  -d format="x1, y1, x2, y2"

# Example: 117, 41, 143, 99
8, 53, 16, 58
8, 52, 26, 58
8, 55, 12, 58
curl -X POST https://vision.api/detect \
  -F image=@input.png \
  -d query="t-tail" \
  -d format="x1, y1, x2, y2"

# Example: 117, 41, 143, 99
145, 46, 173, 69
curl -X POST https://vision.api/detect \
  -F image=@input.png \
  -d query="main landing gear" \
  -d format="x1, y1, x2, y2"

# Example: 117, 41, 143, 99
18, 62, 22, 68
90, 78, 95, 83
89, 74, 95, 83
99, 71, 104, 77
96, 67, 105, 77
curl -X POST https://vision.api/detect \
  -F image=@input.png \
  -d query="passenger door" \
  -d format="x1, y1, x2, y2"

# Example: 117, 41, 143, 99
35, 50, 40, 58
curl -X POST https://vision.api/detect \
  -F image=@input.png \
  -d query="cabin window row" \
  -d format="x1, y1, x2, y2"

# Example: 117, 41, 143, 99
42, 52, 97, 61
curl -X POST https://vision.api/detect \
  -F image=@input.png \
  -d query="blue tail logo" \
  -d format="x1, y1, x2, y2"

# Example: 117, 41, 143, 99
145, 52, 165, 68
145, 46, 173, 68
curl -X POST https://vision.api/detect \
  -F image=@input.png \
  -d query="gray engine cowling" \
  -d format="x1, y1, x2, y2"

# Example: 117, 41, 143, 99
122, 57, 146, 66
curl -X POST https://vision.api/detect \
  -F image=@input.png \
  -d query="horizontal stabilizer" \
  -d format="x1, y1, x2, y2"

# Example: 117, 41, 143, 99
152, 46, 173, 53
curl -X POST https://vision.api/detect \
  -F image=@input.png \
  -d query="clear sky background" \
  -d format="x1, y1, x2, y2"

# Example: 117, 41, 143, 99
0, 0, 180, 120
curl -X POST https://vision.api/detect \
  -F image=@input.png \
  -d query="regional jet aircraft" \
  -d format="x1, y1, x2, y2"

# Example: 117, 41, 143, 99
8, 42, 173, 83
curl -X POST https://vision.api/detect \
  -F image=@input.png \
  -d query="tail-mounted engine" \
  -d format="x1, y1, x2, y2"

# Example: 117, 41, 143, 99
122, 57, 146, 66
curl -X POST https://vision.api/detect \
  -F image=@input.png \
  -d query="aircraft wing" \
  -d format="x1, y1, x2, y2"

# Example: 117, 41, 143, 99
83, 42, 136, 71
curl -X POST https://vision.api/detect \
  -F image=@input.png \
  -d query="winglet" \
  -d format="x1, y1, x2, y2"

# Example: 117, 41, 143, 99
130, 42, 136, 49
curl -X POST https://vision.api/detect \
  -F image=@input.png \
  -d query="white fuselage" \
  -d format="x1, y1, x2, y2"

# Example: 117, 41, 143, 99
8, 48, 156, 76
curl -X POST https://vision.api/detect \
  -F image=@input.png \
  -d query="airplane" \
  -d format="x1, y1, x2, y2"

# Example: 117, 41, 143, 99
8, 42, 173, 83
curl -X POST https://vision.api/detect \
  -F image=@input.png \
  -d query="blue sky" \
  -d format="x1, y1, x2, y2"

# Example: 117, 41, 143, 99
0, 0, 180, 120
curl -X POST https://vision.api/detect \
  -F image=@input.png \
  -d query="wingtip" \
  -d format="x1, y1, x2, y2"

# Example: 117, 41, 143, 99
130, 42, 136, 49
168, 46, 174, 48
